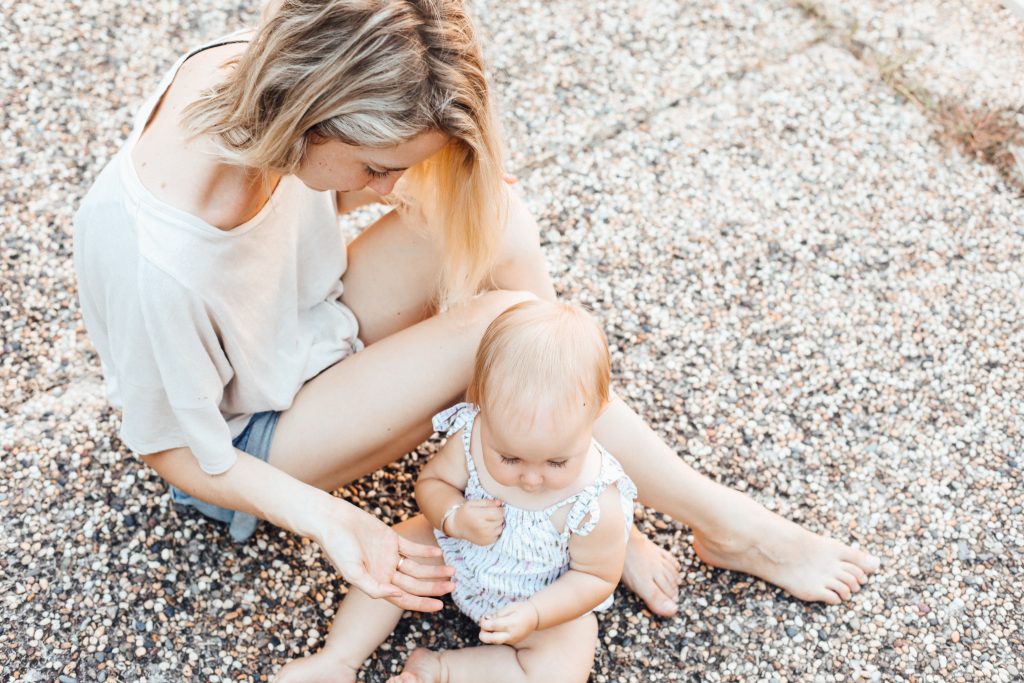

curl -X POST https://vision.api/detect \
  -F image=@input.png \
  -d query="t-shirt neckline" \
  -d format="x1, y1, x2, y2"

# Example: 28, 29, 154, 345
119, 30, 282, 238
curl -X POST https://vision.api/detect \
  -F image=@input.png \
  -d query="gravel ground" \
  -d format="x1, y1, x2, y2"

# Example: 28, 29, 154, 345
3, 0, 1023, 681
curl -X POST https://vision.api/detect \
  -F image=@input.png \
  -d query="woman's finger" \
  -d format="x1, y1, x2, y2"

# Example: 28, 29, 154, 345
395, 557, 455, 580
388, 590, 446, 613
397, 535, 444, 559
343, 562, 402, 600
391, 571, 455, 598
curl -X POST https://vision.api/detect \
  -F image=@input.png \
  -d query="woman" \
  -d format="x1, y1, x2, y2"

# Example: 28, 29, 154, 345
73, 0, 879, 666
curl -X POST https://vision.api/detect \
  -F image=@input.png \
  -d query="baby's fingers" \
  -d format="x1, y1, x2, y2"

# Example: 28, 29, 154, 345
466, 499, 503, 511
478, 627, 510, 645
484, 510, 505, 524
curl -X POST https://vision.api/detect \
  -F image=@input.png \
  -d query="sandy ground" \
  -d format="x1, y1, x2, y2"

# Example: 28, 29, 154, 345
2, 0, 1023, 681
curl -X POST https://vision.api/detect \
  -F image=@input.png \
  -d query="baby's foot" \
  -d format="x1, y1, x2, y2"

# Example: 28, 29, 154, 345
387, 648, 444, 683
692, 493, 880, 604
273, 651, 358, 683
622, 527, 681, 616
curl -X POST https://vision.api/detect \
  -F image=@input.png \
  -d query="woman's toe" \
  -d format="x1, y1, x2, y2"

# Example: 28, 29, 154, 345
842, 561, 869, 585
843, 547, 881, 573
827, 579, 852, 601
838, 570, 861, 594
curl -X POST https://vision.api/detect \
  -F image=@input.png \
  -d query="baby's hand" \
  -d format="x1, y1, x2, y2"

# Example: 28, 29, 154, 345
449, 499, 504, 546
479, 601, 540, 645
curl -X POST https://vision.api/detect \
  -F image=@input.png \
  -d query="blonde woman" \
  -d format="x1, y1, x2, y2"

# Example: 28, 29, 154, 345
73, 0, 879, 649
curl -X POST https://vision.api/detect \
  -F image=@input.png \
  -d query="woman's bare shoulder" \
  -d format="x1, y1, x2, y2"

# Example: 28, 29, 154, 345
131, 41, 261, 230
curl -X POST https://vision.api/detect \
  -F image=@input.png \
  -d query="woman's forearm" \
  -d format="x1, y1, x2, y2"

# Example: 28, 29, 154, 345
141, 446, 341, 541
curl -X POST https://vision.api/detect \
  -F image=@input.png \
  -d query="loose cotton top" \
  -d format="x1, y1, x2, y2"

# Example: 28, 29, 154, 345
431, 403, 637, 624
72, 36, 363, 475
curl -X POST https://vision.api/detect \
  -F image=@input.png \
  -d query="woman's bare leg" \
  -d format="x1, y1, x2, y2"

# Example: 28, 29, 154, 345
388, 614, 597, 683
271, 187, 875, 611
274, 516, 442, 683
594, 398, 879, 604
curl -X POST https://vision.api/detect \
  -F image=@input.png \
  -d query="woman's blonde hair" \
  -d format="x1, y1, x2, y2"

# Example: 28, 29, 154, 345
185, 0, 505, 306
467, 300, 611, 420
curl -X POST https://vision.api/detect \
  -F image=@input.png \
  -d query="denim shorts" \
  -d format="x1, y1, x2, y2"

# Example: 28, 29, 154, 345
169, 410, 281, 542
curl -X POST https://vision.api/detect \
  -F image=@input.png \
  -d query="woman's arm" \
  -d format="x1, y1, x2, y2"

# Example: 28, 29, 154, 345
144, 446, 336, 538
143, 446, 451, 612
478, 484, 628, 644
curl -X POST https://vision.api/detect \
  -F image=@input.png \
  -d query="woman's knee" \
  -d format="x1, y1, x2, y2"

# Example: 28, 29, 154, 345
490, 187, 554, 298
466, 289, 537, 332
499, 188, 544, 267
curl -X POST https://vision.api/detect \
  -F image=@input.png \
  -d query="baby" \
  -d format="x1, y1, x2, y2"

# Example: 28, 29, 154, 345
282, 299, 637, 683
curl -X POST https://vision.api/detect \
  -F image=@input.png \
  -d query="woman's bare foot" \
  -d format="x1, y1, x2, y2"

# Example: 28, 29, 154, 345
692, 494, 881, 605
273, 651, 358, 683
387, 648, 444, 683
622, 527, 681, 616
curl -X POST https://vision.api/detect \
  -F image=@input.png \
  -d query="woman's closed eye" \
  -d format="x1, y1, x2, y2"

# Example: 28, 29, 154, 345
365, 166, 391, 179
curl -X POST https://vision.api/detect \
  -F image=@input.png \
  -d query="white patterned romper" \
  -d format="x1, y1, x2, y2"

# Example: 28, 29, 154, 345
431, 403, 637, 624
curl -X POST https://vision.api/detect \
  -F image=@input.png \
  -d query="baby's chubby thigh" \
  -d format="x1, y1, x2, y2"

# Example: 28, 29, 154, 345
513, 613, 598, 683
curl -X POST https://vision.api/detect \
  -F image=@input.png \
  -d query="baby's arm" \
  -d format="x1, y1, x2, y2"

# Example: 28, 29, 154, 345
415, 432, 504, 546
479, 484, 628, 645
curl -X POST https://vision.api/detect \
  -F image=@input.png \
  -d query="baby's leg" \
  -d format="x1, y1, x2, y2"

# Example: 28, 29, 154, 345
274, 515, 444, 683
390, 613, 597, 683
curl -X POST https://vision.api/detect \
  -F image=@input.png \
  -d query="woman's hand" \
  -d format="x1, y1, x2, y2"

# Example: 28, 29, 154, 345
478, 601, 540, 645
315, 499, 454, 612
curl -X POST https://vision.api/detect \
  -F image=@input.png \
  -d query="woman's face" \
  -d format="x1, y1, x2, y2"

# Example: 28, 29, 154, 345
295, 129, 450, 195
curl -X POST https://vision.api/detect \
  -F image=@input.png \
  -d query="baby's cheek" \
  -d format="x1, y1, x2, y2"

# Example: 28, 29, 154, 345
547, 472, 575, 489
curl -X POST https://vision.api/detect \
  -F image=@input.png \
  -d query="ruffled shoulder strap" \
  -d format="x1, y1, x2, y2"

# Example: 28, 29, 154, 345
563, 443, 637, 539
432, 402, 481, 481
432, 402, 478, 437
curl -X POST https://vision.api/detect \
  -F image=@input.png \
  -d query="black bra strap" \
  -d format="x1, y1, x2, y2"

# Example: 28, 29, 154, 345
183, 39, 249, 63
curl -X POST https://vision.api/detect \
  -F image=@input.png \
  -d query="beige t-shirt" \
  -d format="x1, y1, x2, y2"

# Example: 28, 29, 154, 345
72, 38, 362, 475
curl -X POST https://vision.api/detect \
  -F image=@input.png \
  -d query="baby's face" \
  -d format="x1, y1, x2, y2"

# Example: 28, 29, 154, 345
478, 404, 595, 494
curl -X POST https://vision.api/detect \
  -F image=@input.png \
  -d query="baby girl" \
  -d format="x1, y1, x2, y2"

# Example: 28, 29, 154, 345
279, 299, 638, 682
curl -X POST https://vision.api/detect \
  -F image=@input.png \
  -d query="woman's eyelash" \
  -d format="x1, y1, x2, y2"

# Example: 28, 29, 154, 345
365, 167, 390, 179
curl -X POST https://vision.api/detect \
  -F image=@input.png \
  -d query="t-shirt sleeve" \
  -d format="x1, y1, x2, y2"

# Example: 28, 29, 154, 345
135, 261, 238, 475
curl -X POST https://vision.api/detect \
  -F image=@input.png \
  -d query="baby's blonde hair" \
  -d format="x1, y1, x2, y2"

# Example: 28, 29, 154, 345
467, 300, 611, 421
184, 0, 505, 307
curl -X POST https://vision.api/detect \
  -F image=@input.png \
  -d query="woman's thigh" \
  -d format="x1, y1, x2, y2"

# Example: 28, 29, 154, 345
341, 186, 555, 348
267, 288, 534, 491
269, 187, 551, 492
341, 208, 442, 346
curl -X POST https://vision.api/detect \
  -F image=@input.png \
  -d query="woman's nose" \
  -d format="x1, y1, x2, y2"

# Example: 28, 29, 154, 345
366, 172, 401, 195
